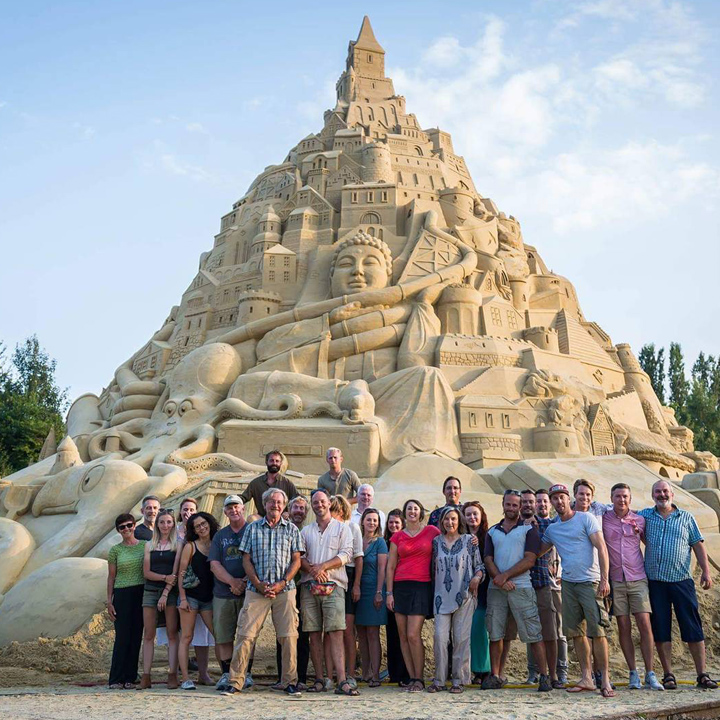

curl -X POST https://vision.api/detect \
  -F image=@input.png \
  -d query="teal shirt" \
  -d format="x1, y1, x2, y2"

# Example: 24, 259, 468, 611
108, 541, 146, 588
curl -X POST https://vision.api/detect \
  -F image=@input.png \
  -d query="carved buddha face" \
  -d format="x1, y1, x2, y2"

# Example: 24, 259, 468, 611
331, 244, 389, 297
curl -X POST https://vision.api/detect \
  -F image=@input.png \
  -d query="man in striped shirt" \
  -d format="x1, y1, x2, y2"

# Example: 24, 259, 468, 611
638, 480, 717, 690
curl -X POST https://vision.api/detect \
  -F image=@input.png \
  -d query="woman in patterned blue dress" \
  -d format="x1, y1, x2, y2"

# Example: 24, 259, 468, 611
428, 507, 484, 693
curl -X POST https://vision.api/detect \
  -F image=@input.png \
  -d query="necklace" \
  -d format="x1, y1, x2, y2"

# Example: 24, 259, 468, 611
404, 525, 423, 538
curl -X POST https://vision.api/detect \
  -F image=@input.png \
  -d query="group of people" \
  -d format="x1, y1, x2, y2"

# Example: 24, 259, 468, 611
106, 446, 718, 698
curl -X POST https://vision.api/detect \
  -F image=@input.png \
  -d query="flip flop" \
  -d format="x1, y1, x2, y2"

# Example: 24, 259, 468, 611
567, 684, 596, 693
601, 686, 616, 698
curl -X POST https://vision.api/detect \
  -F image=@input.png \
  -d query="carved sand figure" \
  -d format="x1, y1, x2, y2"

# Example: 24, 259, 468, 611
1, 16, 719, 642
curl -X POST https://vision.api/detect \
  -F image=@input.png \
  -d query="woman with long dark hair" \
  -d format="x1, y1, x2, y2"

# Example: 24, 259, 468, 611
386, 499, 439, 692
177, 511, 218, 690
463, 500, 491, 684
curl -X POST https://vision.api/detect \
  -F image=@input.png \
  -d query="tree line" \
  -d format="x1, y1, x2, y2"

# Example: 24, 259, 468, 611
639, 342, 720, 457
0, 336, 68, 477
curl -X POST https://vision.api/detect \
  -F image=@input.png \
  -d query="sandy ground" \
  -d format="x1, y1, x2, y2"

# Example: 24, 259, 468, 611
1, 683, 719, 720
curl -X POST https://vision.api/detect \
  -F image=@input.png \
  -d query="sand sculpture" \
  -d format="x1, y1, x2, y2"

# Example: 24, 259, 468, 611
1, 17, 719, 642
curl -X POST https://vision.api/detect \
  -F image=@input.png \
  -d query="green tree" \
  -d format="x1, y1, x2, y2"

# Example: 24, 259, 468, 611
0, 336, 69, 476
639, 343, 666, 403
667, 342, 689, 424
686, 354, 720, 457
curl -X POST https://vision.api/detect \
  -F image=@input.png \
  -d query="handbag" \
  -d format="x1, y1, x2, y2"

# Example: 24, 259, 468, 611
182, 542, 200, 589
310, 581, 336, 596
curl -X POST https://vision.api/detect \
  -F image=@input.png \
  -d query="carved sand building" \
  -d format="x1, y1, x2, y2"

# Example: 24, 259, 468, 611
1, 17, 719, 643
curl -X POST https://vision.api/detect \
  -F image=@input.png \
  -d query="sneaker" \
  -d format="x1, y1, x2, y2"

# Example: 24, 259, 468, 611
222, 686, 241, 696
180, 680, 196, 691
215, 672, 231, 691
243, 673, 254, 690
481, 674, 503, 690
538, 674, 553, 692
557, 670, 568, 686
526, 672, 539, 685
629, 670, 642, 690
644, 671, 665, 691
284, 684, 302, 697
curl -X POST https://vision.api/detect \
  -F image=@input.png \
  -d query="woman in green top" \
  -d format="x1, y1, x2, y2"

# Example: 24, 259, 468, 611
107, 513, 146, 689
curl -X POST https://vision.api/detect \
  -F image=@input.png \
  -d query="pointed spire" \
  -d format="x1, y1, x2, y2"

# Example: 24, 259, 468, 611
354, 16, 384, 54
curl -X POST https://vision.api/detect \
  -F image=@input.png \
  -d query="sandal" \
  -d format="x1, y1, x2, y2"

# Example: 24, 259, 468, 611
449, 684, 464, 694
307, 678, 326, 693
334, 679, 360, 696
108, 683, 123, 690
123, 682, 135, 689
408, 679, 425, 693
697, 673, 718, 689
368, 679, 382, 688
663, 673, 677, 690
427, 682, 445, 693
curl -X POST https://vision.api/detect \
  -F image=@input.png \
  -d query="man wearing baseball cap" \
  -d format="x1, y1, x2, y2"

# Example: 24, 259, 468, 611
210, 495, 250, 691
539, 483, 614, 697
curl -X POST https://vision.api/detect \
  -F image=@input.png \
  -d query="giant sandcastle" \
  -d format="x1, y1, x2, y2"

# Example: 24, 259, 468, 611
2, 18, 720, 643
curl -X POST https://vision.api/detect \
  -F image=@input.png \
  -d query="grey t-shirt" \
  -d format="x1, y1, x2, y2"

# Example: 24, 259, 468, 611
317, 468, 360, 499
542, 511, 601, 583
209, 523, 248, 599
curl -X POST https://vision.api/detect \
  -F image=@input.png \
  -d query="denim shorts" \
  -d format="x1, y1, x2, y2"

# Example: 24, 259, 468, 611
180, 595, 213, 612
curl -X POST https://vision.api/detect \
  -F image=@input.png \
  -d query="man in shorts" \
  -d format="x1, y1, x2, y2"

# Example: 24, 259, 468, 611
483, 489, 552, 692
210, 495, 249, 692
602, 483, 663, 690
520, 489, 562, 688
638, 480, 718, 690
540, 483, 614, 697
300, 488, 358, 696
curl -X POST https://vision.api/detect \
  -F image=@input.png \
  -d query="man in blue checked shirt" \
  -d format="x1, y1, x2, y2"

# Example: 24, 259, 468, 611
638, 480, 717, 690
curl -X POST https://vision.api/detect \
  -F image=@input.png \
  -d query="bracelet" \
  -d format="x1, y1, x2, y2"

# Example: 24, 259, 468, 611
386, 591, 394, 595
375, 591, 383, 595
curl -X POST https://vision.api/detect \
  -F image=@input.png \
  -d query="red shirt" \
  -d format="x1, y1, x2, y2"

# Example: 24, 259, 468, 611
391, 525, 441, 582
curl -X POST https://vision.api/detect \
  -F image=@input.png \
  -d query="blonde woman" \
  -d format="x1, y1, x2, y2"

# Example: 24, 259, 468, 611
141, 510, 179, 689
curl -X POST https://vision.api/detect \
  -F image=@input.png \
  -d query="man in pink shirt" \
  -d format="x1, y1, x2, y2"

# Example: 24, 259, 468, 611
602, 483, 663, 691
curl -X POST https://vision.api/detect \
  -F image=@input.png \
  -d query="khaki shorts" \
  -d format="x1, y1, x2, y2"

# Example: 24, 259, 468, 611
611, 579, 651, 617
486, 586, 543, 644
236, 589, 298, 639
535, 586, 559, 641
562, 581, 610, 638
213, 595, 245, 645
300, 583, 346, 633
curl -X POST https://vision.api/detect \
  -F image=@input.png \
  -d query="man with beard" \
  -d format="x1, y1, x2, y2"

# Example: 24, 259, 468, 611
241, 450, 298, 517
134, 495, 160, 540
482, 490, 551, 692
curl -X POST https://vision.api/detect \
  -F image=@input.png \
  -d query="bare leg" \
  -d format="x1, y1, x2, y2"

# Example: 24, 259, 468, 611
544, 640, 558, 681
499, 639, 511, 678
165, 607, 179, 674
344, 614, 357, 679
617, 615, 636, 671
568, 636, 594, 690
178, 608, 199, 682
142, 607, 157, 679
655, 641, 672, 676
405, 615, 426, 682
195, 646, 211, 684
367, 626, 381, 681
489, 640, 504, 677
688, 641, 707, 677
309, 632, 324, 681
324, 633, 333, 680
395, 614, 416, 678
327, 630, 347, 685
591, 637, 612, 694
634, 613, 654, 673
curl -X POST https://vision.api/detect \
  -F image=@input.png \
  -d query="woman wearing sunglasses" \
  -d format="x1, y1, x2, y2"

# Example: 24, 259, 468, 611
107, 513, 146, 689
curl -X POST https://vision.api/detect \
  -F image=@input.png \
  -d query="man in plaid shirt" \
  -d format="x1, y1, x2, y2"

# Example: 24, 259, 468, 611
521, 490, 563, 688
638, 480, 717, 690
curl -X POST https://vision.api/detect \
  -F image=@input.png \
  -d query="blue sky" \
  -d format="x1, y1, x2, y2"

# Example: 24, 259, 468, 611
1, 0, 718, 401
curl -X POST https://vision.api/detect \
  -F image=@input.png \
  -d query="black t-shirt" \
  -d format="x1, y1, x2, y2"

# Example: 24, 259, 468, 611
134, 524, 153, 541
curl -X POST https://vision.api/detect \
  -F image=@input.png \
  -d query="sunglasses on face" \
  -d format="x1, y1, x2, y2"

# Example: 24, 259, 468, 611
117, 522, 135, 531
